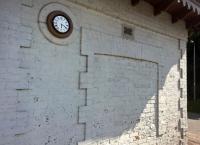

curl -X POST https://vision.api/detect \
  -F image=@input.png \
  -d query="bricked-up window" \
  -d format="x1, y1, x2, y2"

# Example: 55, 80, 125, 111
122, 25, 134, 40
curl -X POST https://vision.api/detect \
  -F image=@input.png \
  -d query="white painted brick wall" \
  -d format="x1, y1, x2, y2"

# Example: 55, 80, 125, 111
0, 0, 187, 145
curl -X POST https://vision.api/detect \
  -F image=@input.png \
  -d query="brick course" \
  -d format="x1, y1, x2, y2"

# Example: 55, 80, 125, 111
0, 0, 187, 145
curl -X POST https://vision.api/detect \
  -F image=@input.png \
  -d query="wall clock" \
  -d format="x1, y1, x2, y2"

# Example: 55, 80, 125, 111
47, 11, 73, 38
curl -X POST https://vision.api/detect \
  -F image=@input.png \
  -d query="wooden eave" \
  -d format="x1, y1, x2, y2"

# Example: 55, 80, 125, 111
132, 0, 200, 30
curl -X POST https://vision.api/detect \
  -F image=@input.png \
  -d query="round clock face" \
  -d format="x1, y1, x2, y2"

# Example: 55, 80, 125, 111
47, 11, 73, 38
53, 15, 70, 33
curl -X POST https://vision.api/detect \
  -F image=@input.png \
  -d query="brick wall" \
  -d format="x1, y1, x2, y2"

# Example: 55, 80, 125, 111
0, 0, 187, 145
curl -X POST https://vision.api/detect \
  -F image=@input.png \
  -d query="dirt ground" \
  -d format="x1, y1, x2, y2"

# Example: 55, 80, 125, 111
188, 113, 200, 145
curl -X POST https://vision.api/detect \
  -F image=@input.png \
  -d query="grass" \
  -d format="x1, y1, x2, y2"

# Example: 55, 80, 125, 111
188, 100, 200, 113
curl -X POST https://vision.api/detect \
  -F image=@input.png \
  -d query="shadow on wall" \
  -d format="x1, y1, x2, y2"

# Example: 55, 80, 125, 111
0, 0, 186, 145
78, 28, 185, 144
12, 28, 184, 145
79, 59, 179, 144
81, 55, 158, 140
14, 26, 184, 145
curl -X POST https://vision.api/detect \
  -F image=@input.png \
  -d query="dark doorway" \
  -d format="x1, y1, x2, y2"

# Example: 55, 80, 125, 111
187, 31, 200, 113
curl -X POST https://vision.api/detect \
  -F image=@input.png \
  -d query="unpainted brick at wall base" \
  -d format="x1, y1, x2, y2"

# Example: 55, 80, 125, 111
0, 0, 187, 145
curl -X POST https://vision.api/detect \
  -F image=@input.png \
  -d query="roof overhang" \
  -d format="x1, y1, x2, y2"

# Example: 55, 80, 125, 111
132, 0, 200, 30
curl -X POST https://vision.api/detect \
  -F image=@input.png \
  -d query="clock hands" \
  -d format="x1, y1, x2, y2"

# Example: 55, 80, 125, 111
61, 24, 68, 30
